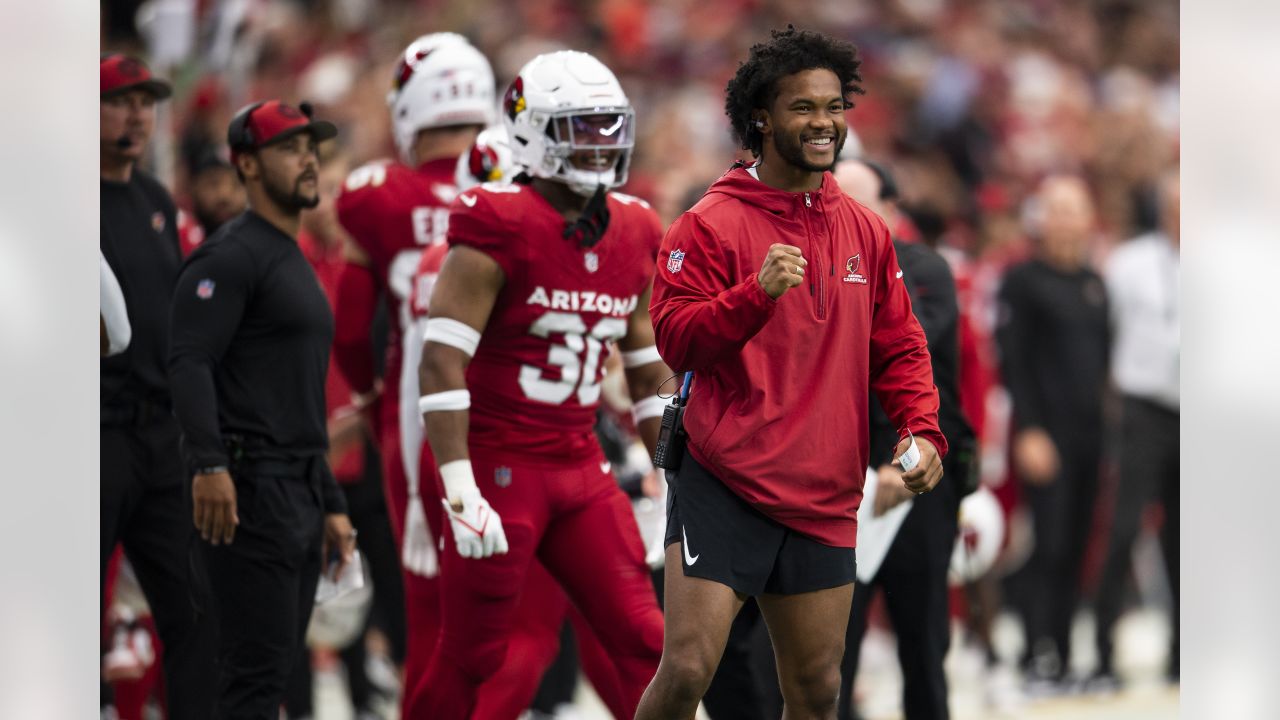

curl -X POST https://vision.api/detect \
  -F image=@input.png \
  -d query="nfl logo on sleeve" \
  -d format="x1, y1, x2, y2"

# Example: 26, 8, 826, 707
196, 279, 216, 299
667, 249, 686, 274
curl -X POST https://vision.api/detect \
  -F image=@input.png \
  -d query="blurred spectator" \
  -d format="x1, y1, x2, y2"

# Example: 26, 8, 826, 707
287, 149, 406, 720
837, 157, 975, 720
100, 53, 218, 719
178, 144, 248, 255
1091, 168, 1180, 690
996, 176, 1109, 691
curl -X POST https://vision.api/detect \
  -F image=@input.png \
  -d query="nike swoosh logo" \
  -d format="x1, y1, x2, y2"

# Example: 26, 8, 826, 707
895, 270, 904, 279
682, 526, 699, 565
459, 194, 477, 207
600, 461, 612, 474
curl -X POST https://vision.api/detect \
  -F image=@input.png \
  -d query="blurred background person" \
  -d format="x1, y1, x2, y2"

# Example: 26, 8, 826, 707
178, 145, 248, 256
996, 175, 1109, 693
836, 156, 976, 720
286, 149, 407, 720
331, 32, 495, 719
1090, 167, 1180, 691
100, 52, 218, 720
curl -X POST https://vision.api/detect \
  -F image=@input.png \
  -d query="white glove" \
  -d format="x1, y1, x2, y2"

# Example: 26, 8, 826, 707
442, 487, 509, 559
402, 493, 439, 577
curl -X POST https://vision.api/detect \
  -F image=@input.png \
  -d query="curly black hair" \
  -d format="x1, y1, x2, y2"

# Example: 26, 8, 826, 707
725, 26, 865, 157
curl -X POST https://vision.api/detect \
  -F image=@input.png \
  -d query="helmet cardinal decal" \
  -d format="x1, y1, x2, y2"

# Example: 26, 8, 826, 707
504, 77, 526, 121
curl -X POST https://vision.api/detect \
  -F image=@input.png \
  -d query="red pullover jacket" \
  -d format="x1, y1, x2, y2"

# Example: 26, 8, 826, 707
651, 166, 946, 547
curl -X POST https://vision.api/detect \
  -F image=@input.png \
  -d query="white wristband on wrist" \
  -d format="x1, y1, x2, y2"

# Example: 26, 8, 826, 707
896, 433, 921, 472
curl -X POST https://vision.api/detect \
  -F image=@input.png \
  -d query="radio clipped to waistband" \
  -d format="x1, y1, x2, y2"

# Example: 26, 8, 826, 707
652, 372, 692, 471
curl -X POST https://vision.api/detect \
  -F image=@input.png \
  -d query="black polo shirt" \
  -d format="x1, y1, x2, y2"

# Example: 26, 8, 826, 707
168, 210, 345, 511
100, 170, 181, 412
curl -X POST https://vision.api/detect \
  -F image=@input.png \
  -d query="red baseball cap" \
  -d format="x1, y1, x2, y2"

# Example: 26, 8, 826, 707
100, 54, 172, 99
226, 100, 338, 159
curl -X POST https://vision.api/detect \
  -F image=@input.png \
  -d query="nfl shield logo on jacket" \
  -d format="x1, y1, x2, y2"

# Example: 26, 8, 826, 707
667, 249, 686, 274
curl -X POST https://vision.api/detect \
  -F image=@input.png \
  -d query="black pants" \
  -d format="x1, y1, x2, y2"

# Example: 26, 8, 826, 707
286, 448, 405, 715
1094, 398, 1179, 677
1018, 431, 1101, 672
205, 469, 325, 719
840, 474, 959, 720
102, 416, 217, 719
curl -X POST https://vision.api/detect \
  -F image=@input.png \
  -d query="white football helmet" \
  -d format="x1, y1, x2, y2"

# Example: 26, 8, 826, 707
454, 125, 515, 190
502, 51, 635, 197
388, 33, 495, 164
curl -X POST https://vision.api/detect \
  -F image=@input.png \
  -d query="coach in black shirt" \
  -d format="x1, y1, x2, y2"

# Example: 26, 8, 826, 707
996, 175, 1109, 688
169, 99, 353, 719
99, 53, 216, 718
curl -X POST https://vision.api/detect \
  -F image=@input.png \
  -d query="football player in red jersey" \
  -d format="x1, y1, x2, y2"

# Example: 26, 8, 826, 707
403, 128, 634, 719
331, 32, 494, 716
416, 51, 668, 719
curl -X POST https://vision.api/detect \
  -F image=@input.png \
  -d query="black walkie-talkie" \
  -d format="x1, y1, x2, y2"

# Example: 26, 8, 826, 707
652, 372, 692, 471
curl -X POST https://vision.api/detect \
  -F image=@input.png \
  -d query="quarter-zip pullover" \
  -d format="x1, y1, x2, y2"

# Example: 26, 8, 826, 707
651, 166, 946, 547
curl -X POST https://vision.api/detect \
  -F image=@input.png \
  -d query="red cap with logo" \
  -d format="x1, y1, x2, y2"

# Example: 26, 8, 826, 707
226, 100, 338, 161
101, 54, 172, 99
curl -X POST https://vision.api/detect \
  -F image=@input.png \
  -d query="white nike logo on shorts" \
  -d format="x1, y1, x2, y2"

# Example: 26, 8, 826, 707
682, 526, 699, 565
600, 461, 611, 474
459, 194, 477, 207
896, 270, 904, 279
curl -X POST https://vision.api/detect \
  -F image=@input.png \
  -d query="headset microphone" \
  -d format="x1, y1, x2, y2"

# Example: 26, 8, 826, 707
115, 136, 134, 149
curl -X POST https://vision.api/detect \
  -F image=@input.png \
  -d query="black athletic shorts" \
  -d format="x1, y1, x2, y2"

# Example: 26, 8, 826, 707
664, 452, 857, 596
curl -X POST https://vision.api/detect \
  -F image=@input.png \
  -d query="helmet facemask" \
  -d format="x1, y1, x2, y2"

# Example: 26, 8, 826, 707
543, 108, 635, 197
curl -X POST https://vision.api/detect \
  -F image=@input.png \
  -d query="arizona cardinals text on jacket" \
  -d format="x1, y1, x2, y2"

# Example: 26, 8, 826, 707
650, 166, 946, 548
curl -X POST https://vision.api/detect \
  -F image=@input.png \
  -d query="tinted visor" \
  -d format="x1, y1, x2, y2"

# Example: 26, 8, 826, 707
551, 110, 634, 148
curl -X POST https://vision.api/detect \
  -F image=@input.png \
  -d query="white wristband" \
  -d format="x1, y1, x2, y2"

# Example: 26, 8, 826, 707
424, 317, 482, 357
439, 459, 479, 503
418, 389, 471, 414
631, 395, 668, 424
896, 434, 921, 472
621, 345, 662, 369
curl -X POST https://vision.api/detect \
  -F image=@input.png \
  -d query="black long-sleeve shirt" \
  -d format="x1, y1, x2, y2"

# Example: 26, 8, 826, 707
869, 241, 971, 465
169, 210, 345, 511
100, 171, 182, 411
995, 258, 1110, 440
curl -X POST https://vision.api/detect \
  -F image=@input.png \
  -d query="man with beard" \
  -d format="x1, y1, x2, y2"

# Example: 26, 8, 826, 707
168, 99, 356, 718
179, 147, 247, 256
637, 27, 946, 720
100, 52, 218, 718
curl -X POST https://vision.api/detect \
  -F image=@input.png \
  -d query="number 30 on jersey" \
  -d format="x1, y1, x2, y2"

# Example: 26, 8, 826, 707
520, 311, 627, 405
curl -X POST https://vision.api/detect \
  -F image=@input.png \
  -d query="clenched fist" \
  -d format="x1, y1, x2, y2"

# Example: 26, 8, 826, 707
757, 243, 807, 299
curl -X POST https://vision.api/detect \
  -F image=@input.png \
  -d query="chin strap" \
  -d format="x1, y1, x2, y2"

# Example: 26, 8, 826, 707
562, 184, 611, 248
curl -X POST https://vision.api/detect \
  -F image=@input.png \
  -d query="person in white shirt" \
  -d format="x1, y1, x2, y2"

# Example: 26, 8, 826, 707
1091, 168, 1179, 690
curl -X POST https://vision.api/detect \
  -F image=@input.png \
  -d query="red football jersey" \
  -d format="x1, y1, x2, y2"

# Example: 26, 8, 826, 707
447, 184, 663, 462
177, 209, 204, 258
411, 241, 449, 320
298, 229, 364, 483
335, 158, 459, 385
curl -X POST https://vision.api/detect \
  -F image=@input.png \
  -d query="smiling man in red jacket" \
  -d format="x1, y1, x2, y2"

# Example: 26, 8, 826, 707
637, 27, 946, 720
